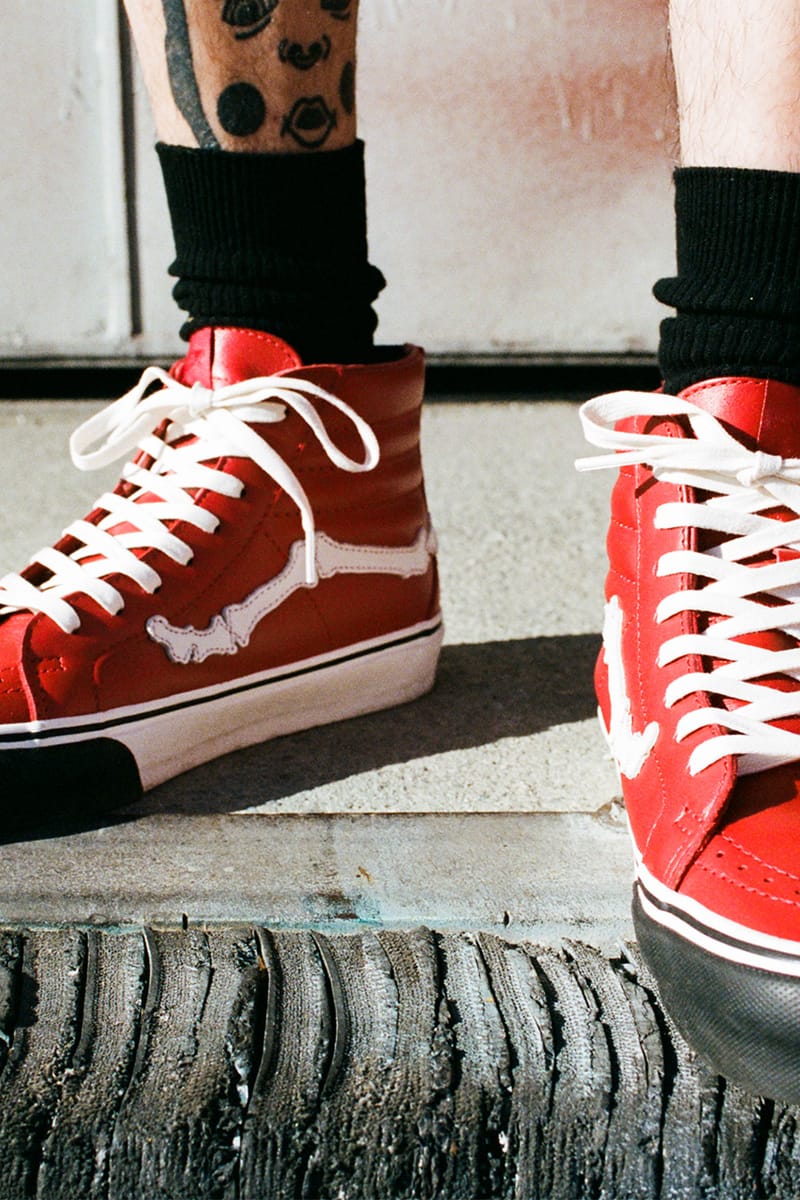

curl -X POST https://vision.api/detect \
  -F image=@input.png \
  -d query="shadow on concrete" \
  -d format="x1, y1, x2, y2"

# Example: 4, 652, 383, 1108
135, 632, 601, 815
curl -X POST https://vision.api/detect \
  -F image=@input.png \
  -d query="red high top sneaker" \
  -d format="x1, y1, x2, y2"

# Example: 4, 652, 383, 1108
0, 328, 441, 829
579, 376, 800, 1101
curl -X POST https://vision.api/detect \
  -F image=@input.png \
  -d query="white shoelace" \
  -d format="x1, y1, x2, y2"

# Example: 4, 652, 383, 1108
0, 366, 379, 635
577, 390, 800, 776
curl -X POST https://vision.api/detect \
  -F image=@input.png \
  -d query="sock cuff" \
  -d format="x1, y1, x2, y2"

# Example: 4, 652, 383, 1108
659, 313, 800, 393
155, 139, 384, 359
156, 140, 372, 274
654, 166, 800, 318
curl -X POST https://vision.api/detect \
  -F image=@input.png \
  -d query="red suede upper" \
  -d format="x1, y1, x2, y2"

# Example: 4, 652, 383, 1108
0, 328, 439, 723
599, 376, 800, 938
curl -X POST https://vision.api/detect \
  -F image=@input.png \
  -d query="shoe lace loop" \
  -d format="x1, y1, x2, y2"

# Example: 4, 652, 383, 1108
577, 390, 800, 776
0, 366, 380, 634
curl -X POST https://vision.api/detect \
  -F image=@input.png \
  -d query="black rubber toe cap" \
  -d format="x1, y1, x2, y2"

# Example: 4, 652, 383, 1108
634, 887, 800, 1103
0, 738, 143, 840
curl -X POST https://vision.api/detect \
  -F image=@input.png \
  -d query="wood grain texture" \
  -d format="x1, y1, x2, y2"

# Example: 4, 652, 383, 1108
0, 926, 794, 1199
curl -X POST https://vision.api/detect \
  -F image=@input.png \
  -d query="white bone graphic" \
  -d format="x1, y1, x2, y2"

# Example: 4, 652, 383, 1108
603, 595, 659, 778
146, 526, 435, 665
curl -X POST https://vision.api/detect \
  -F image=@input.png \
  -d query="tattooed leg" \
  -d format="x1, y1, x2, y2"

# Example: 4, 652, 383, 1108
123, 0, 381, 361
162, 0, 220, 147
124, 0, 359, 152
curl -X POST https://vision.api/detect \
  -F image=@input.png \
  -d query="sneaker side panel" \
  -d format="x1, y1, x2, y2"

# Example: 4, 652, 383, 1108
597, 417, 734, 889
18, 346, 441, 721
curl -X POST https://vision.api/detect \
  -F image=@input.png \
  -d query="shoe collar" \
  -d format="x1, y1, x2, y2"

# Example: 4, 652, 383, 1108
171, 327, 303, 390
680, 376, 800, 458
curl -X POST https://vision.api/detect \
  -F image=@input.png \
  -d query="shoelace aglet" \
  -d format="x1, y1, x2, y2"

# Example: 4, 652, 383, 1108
304, 532, 318, 587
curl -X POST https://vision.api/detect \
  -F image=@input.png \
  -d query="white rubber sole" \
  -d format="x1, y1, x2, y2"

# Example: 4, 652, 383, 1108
0, 615, 444, 791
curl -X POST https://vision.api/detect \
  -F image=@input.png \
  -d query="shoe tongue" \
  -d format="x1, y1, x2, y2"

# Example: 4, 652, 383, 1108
680, 376, 800, 458
683, 379, 800, 731
171, 327, 303, 388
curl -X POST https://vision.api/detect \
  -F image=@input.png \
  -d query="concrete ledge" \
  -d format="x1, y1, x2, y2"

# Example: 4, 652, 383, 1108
0, 812, 631, 945
0, 926, 791, 1200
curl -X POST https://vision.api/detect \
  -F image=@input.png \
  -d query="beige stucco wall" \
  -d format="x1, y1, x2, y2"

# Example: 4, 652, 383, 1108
0, 0, 676, 363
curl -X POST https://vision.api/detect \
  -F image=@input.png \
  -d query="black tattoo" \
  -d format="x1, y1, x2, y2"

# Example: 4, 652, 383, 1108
321, 0, 352, 19
278, 34, 331, 70
222, 0, 279, 39
281, 96, 337, 148
217, 82, 266, 136
339, 60, 355, 114
162, 0, 219, 148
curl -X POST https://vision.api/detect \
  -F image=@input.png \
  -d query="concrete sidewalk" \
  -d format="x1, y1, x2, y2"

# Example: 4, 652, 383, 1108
0, 391, 626, 941
7, 390, 794, 1200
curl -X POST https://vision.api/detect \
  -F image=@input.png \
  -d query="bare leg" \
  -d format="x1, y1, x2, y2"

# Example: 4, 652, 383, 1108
653, 0, 800, 391
124, 0, 358, 152
671, 0, 800, 168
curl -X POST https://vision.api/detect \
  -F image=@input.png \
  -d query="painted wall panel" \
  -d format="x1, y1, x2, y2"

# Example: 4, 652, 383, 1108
1, 0, 677, 362
358, 0, 676, 358
0, 2, 130, 357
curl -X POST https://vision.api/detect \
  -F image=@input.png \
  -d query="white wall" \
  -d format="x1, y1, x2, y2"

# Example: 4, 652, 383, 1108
0, 0, 677, 363
0, 2, 131, 357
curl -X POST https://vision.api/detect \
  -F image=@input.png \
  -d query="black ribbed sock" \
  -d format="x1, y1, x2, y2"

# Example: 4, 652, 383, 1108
654, 167, 800, 393
156, 140, 385, 363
